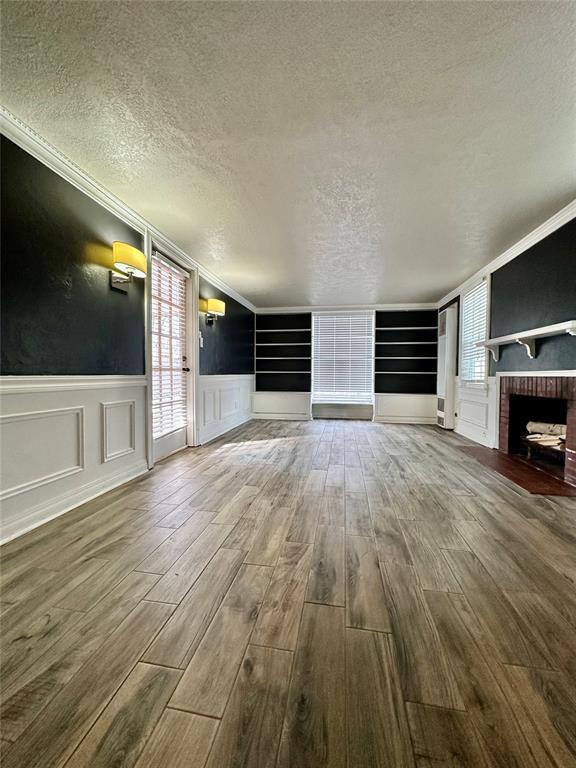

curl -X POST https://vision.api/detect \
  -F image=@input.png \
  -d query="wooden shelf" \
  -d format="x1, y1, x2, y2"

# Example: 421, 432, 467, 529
477, 320, 576, 362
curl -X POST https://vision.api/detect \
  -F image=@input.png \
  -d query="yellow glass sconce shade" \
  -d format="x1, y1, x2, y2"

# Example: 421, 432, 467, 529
199, 297, 226, 324
206, 298, 225, 316
112, 242, 147, 279
109, 242, 147, 293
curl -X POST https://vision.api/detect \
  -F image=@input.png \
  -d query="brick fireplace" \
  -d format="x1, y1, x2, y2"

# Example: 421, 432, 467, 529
499, 376, 576, 486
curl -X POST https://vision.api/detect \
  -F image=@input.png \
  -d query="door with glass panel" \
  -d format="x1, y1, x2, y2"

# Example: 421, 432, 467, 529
151, 253, 192, 461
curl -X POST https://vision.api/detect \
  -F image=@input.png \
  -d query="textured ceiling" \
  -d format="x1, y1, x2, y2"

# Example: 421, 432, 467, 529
2, 1, 575, 307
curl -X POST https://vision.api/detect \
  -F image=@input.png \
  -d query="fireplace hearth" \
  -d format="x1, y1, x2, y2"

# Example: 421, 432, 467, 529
499, 376, 576, 486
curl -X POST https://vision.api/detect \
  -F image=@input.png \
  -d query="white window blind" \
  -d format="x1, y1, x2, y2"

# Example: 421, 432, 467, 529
312, 312, 374, 404
461, 280, 488, 383
151, 255, 188, 439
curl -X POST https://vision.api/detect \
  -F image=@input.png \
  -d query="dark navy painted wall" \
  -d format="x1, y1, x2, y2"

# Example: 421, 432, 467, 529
1, 136, 145, 375
199, 277, 254, 375
490, 218, 576, 372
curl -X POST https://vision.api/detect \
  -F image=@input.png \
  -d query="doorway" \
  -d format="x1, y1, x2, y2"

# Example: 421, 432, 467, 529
150, 252, 194, 461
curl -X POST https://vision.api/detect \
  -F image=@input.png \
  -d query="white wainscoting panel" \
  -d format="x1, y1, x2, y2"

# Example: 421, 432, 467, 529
455, 377, 498, 447
198, 375, 254, 443
251, 391, 311, 420
101, 400, 136, 462
0, 376, 148, 543
0, 406, 85, 500
373, 394, 436, 424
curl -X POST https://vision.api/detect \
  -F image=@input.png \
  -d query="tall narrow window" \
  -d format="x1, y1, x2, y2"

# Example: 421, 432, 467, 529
312, 312, 374, 404
461, 280, 488, 383
151, 255, 188, 438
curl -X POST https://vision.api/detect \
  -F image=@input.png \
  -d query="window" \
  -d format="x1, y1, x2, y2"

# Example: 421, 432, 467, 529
151, 255, 188, 438
461, 280, 488, 382
312, 311, 374, 404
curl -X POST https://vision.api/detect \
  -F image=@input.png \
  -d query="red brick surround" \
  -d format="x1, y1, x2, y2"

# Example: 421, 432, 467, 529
499, 376, 576, 486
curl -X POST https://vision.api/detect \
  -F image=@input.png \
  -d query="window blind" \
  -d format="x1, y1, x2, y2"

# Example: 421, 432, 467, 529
312, 312, 374, 404
151, 255, 188, 438
461, 280, 488, 382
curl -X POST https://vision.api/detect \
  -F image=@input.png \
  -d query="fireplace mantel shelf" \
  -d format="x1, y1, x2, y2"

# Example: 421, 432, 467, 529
477, 320, 576, 362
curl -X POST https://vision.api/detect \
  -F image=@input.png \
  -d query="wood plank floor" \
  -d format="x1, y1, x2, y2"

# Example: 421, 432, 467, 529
1, 419, 576, 767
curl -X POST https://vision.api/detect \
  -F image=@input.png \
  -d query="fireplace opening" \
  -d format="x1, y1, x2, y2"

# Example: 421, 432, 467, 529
508, 394, 567, 478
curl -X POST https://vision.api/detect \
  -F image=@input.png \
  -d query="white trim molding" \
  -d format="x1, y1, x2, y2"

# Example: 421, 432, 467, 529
0, 107, 256, 314
0, 461, 148, 544
256, 303, 437, 314
101, 400, 136, 462
0, 375, 148, 394
0, 406, 85, 500
437, 198, 576, 309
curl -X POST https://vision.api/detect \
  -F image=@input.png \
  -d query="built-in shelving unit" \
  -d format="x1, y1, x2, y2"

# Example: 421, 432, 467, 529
375, 310, 438, 394
477, 320, 576, 362
255, 313, 312, 392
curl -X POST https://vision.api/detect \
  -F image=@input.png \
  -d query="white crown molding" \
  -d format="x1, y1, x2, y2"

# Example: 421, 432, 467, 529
3, 107, 573, 317
437, 198, 576, 308
198, 267, 257, 313
0, 106, 256, 314
256, 303, 437, 314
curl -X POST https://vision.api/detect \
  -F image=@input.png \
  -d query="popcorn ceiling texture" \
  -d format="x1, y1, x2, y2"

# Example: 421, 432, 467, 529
2, 1, 575, 307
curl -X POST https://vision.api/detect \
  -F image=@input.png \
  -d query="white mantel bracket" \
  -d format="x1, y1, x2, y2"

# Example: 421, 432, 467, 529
477, 320, 576, 363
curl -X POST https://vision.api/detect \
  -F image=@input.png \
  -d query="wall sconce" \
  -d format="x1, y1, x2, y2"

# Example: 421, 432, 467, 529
199, 297, 226, 325
110, 241, 147, 293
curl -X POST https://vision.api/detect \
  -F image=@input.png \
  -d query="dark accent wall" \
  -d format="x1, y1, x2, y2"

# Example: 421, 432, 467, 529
1, 136, 145, 375
375, 310, 438, 394
199, 277, 254, 375
255, 313, 312, 391
490, 219, 576, 372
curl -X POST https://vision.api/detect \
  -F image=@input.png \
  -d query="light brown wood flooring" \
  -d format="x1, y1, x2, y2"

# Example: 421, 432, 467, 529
1, 419, 575, 767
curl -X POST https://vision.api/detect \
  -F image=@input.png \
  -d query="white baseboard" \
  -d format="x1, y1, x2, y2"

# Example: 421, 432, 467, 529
251, 412, 310, 421
0, 460, 148, 544
373, 415, 437, 425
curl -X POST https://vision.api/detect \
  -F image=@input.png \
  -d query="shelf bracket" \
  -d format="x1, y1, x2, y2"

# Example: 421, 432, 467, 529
486, 345, 499, 362
516, 337, 536, 359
